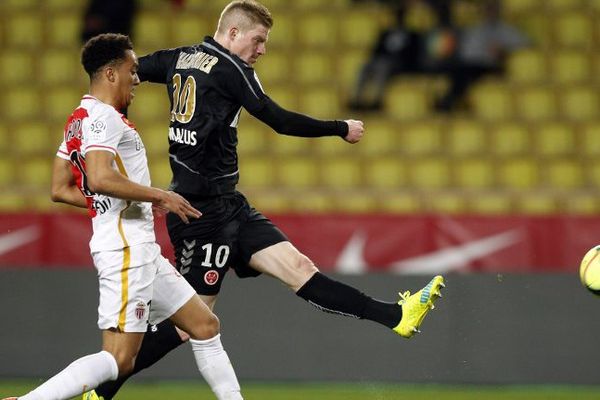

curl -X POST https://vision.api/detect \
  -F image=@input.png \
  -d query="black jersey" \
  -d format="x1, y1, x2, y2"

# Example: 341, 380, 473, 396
139, 36, 347, 197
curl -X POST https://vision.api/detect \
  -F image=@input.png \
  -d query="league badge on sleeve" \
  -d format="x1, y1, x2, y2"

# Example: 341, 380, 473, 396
89, 119, 107, 141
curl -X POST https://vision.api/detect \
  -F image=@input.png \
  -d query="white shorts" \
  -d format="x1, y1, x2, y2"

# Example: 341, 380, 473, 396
92, 242, 196, 332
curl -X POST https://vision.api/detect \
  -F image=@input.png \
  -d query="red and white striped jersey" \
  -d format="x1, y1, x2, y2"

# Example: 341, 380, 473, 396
57, 95, 155, 253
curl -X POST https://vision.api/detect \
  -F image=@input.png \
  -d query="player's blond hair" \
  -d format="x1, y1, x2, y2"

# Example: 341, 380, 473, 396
216, 0, 273, 34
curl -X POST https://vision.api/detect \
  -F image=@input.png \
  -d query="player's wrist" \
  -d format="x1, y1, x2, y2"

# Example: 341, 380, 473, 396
337, 120, 349, 138
150, 188, 169, 205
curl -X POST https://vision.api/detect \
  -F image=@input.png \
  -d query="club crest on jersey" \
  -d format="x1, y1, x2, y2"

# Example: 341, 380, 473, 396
135, 301, 147, 320
204, 270, 219, 286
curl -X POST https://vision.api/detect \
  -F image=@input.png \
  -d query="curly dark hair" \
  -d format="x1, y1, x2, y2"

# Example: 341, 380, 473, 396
81, 33, 134, 80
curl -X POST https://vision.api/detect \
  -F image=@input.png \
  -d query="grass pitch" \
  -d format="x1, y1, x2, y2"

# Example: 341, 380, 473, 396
2, 380, 600, 399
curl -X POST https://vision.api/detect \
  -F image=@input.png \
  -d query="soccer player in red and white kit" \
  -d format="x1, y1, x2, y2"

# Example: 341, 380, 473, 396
2, 34, 243, 400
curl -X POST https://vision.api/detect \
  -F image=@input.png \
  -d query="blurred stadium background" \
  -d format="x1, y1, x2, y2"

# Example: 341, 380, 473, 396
2, 0, 600, 398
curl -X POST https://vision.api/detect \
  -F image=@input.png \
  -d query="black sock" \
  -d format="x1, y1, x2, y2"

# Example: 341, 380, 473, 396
296, 272, 402, 329
95, 319, 185, 399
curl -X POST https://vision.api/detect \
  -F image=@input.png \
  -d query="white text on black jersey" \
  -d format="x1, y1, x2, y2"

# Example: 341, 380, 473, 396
176, 52, 219, 73
169, 127, 197, 146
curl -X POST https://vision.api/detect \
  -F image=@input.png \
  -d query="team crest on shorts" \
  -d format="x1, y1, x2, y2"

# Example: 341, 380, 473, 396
204, 270, 219, 285
135, 301, 146, 320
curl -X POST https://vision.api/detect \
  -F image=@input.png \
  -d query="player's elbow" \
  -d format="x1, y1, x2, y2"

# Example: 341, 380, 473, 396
50, 184, 68, 203
50, 190, 63, 203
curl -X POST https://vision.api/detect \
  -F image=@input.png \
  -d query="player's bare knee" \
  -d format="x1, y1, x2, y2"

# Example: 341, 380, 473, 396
290, 253, 318, 290
203, 312, 221, 338
297, 253, 318, 277
188, 312, 220, 340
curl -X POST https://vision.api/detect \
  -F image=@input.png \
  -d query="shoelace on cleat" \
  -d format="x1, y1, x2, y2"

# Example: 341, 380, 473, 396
398, 291, 411, 305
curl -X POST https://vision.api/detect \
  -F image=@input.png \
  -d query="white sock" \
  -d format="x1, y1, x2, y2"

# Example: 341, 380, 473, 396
190, 334, 243, 400
19, 350, 118, 400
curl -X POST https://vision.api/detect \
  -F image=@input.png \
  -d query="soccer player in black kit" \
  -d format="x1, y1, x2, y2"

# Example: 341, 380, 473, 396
89, 1, 445, 398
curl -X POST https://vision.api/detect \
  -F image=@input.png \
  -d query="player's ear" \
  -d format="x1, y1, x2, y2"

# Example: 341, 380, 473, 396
229, 27, 238, 40
105, 66, 116, 83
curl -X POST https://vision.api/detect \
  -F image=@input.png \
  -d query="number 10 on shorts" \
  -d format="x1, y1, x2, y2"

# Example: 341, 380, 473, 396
201, 243, 230, 268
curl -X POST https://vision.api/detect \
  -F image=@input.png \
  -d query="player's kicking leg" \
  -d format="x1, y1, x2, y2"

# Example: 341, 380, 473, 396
251, 241, 446, 337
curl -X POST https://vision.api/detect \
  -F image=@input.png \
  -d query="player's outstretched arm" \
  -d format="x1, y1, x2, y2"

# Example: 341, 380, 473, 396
85, 150, 202, 223
251, 98, 350, 139
50, 156, 88, 208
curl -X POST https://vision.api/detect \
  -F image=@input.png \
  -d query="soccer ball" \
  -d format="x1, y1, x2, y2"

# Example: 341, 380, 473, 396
580, 245, 600, 295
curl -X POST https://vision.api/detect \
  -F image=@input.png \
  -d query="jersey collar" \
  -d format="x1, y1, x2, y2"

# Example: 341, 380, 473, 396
203, 36, 249, 67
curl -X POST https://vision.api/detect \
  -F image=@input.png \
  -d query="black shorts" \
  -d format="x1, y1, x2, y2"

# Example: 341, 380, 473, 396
167, 191, 288, 295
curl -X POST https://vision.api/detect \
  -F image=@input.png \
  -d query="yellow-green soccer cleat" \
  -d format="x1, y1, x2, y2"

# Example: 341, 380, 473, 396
393, 275, 445, 338
82, 390, 103, 400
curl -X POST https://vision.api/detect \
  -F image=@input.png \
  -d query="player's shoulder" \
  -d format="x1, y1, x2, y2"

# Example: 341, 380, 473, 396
143, 44, 192, 60
81, 98, 122, 128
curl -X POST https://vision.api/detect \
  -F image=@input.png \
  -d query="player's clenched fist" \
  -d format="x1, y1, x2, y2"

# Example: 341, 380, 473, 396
343, 119, 364, 144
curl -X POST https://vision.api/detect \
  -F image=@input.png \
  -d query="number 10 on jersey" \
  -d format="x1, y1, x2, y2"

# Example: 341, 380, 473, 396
170, 73, 196, 124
